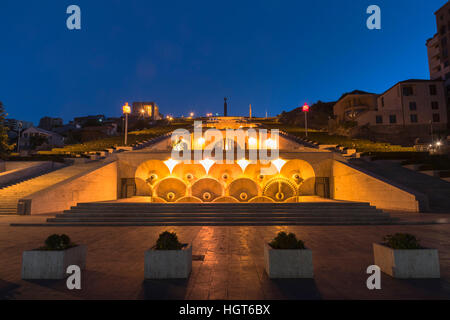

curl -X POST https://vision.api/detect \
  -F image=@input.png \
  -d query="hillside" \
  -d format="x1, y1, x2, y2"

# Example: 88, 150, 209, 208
278, 101, 335, 130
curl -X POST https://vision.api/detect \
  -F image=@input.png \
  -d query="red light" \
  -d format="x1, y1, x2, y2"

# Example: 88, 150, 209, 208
302, 103, 310, 112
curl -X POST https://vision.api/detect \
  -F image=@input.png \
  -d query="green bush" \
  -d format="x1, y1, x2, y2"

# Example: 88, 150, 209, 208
269, 231, 305, 249
155, 231, 184, 250
40, 234, 75, 251
383, 233, 422, 249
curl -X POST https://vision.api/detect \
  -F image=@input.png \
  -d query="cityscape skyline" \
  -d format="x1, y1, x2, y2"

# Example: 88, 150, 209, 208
0, 0, 448, 124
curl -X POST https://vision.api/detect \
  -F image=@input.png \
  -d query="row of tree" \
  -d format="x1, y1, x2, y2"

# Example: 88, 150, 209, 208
0, 102, 13, 159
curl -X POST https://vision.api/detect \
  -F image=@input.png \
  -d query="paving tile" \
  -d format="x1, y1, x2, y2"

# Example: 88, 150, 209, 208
2, 215, 450, 299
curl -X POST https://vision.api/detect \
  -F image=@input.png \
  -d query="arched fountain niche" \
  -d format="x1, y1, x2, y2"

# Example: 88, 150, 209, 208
209, 163, 243, 186
280, 159, 316, 196
190, 177, 224, 202
227, 177, 260, 202
262, 176, 298, 202
153, 177, 188, 203
244, 161, 278, 188
134, 160, 170, 196
172, 163, 206, 185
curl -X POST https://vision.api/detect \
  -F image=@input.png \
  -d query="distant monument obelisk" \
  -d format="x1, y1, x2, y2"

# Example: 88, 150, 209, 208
249, 104, 252, 120
224, 97, 228, 117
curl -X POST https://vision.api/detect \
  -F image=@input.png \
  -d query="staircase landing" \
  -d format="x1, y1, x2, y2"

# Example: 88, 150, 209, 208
11, 198, 396, 226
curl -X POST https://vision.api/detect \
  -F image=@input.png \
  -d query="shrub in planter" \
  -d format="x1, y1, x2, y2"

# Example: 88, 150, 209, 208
269, 231, 305, 250
145, 231, 192, 279
22, 234, 86, 280
264, 232, 313, 279
155, 231, 184, 250
383, 233, 421, 249
373, 233, 440, 279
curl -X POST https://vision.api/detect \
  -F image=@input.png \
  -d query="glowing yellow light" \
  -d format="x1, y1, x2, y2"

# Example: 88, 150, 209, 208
122, 102, 131, 114
164, 158, 179, 174
140, 109, 145, 114
271, 158, 286, 173
190, 112, 194, 117
197, 137, 205, 145
248, 137, 257, 146
265, 138, 277, 149
200, 158, 215, 174
237, 158, 250, 172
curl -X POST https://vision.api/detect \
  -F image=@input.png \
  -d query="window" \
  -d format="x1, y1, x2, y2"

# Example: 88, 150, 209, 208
381, 97, 385, 107
429, 85, 437, 95
433, 113, 440, 122
432, 101, 439, 109
389, 115, 397, 124
402, 86, 413, 96
409, 102, 417, 111
410, 114, 418, 123
376, 115, 383, 124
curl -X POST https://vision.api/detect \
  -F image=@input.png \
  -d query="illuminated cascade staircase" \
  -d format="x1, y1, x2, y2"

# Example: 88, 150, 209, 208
0, 162, 105, 215
42, 202, 395, 226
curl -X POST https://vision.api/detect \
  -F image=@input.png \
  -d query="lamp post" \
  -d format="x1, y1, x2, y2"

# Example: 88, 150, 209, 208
122, 102, 131, 145
302, 103, 310, 137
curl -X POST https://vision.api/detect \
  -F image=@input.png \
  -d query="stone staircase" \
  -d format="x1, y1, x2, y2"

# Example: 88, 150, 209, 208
0, 164, 67, 190
0, 162, 105, 215
350, 159, 450, 213
27, 201, 396, 226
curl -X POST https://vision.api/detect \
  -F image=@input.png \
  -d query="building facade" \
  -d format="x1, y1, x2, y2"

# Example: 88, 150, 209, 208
333, 80, 448, 138
20, 127, 64, 150
132, 102, 161, 120
4, 119, 33, 132
333, 90, 378, 123
426, 1, 450, 127
38, 117, 63, 131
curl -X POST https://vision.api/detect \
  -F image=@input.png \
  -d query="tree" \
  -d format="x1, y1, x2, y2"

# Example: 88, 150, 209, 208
0, 101, 12, 159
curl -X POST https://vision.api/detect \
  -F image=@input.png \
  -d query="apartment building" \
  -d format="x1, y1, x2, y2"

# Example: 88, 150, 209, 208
132, 102, 161, 120
426, 1, 450, 127
333, 80, 447, 133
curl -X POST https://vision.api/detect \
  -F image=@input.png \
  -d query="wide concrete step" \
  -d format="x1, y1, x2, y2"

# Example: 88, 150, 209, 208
48, 215, 392, 222
13, 220, 396, 227
58, 211, 387, 217
60, 209, 385, 216
18, 199, 392, 226
77, 201, 373, 207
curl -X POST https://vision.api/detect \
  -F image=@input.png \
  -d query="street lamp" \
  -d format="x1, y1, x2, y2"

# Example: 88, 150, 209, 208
302, 103, 310, 137
122, 102, 131, 145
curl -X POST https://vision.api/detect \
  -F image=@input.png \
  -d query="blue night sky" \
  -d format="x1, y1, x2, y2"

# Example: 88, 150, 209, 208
0, 0, 448, 124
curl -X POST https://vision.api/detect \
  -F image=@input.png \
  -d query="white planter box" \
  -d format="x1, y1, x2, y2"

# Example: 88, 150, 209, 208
373, 243, 440, 279
144, 244, 192, 279
264, 243, 313, 278
22, 245, 87, 280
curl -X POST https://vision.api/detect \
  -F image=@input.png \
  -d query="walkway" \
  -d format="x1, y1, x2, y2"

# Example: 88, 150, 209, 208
1, 215, 450, 299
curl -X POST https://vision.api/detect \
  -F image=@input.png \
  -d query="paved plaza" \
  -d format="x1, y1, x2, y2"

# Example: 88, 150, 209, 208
1, 214, 450, 300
